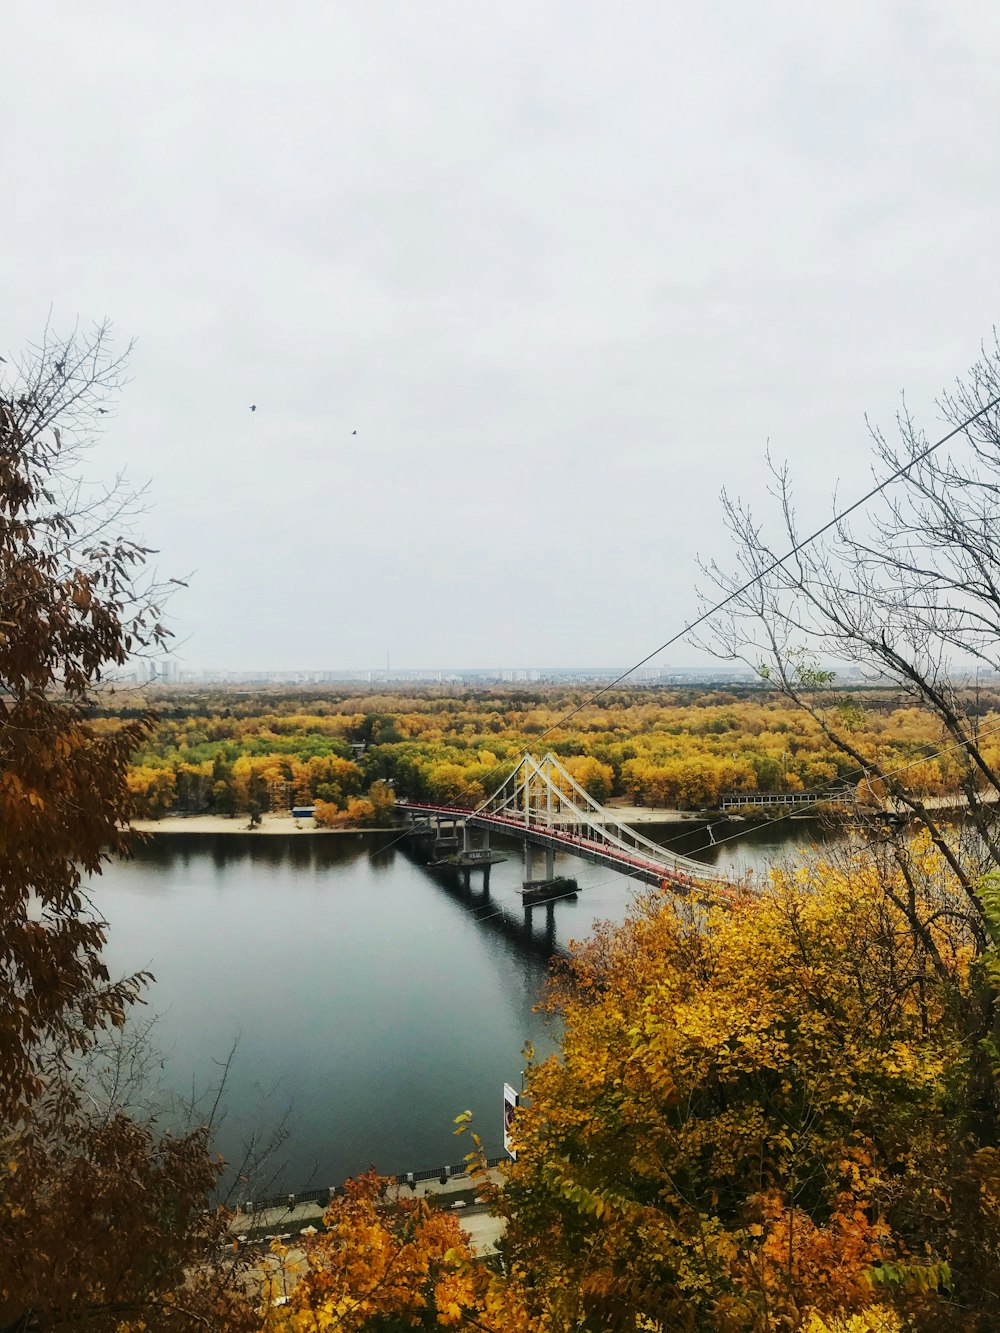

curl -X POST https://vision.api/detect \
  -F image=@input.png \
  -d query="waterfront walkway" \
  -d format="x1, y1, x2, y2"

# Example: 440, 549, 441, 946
229, 1167, 507, 1257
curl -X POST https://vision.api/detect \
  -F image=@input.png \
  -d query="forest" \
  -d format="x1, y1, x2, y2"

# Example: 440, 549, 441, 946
116, 682, 1000, 821
11, 328, 1000, 1331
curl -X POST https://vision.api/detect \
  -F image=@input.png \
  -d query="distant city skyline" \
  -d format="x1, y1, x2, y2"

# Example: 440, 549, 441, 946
122, 658, 871, 689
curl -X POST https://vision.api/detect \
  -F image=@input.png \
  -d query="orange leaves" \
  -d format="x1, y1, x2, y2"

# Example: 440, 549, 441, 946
313, 794, 382, 827
260, 1171, 482, 1332
0, 329, 264, 1333
70, 573, 92, 612
749, 1188, 893, 1316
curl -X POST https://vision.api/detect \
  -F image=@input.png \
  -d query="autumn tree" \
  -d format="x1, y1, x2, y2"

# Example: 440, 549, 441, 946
260, 1171, 488, 1330
703, 342, 1000, 917
120, 687, 984, 817
0, 325, 253, 1332
313, 781, 394, 828
561, 755, 615, 803
128, 763, 177, 816
481, 843, 997, 1331
695, 343, 1000, 1195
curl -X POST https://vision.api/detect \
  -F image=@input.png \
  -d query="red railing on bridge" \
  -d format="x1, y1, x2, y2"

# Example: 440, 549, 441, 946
396, 799, 714, 893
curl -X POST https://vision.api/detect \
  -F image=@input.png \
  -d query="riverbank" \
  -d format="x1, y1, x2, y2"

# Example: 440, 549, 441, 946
132, 804, 838, 836
133, 805, 706, 836
605, 801, 706, 825
131, 813, 398, 835
230, 1167, 507, 1256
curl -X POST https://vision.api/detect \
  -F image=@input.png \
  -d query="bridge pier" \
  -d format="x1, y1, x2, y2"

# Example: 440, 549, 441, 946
522, 840, 555, 888
433, 814, 461, 856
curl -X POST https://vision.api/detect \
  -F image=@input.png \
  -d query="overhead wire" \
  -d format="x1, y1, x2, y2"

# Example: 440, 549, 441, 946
394, 710, 1000, 939
394, 705, 1000, 909
375, 711, 1000, 931
538, 390, 1000, 739
367, 391, 1000, 923
371, 708, 1000, 935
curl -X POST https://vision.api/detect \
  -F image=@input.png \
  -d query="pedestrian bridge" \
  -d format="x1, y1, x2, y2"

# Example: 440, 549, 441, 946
396, 752, 738, 894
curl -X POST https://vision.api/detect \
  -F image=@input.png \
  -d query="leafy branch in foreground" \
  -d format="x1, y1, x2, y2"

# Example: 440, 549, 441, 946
0, 324, 255, 1333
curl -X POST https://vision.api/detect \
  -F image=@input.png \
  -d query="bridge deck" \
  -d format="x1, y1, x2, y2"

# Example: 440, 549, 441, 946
397, 801, 726, 894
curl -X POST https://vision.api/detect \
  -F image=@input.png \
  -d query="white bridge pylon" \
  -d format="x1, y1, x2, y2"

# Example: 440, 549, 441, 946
470, 752, 736, 890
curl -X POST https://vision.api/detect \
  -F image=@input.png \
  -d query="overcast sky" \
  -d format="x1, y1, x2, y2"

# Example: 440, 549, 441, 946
4, 2, 1000, 671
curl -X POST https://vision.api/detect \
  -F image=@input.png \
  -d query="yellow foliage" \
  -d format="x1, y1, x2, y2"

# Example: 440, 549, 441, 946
259, 1172, 481, 1331
127, 765, 176, 818
803, 1311, 903, 1332
490, 843, 977, 1329
128, 687, 985, 818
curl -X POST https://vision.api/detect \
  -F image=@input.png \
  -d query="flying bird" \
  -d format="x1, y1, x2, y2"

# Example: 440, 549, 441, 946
352, 429, 357, 435
250, 404, 257, 412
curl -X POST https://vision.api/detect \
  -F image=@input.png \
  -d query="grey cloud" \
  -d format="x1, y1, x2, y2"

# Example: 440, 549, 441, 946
3, 1, 1000, 669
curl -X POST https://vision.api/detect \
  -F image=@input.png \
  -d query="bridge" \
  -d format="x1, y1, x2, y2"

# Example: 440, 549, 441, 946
397, 752, 738, 895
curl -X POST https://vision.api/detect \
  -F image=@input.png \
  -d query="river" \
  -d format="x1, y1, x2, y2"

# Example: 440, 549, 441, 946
92, 816, 826, 1195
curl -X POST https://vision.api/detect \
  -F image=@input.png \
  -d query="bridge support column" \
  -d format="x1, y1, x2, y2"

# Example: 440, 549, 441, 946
463, 823, 470, 852
482, 827, 490, 851
545, 846, 555, 879
523, 842, 533, 885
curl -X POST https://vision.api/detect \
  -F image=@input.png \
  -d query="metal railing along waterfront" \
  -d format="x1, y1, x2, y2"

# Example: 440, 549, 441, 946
239, 1155, 509, 1214
718, 789, 852, 810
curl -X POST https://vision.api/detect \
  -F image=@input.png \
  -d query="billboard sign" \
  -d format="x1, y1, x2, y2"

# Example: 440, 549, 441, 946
503, 1082, 519, 1160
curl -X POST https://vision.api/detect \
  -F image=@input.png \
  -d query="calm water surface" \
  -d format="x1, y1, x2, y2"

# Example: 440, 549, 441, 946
92, 817, 825, 1192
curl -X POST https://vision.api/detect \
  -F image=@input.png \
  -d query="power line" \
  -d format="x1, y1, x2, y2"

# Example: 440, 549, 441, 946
415, 713, 1000, 931
469, 713, 1000, 920
540, 391, 1000, 738
380, 710, 1000, 923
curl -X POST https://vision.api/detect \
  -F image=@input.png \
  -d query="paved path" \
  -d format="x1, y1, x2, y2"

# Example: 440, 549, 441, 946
230, 1169, 506, 1257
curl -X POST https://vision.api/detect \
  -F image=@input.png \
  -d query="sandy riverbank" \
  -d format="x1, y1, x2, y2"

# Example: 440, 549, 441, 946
604, 802, 708, 825
131, 813, 398, 835
132, 806, 705, 835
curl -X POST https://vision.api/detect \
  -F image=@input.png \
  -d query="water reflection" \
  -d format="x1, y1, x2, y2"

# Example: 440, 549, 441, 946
395, 841, 570, 959
94, 818, 830, 1193
97, 832, 557, 1192
642, 814, 830, 879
